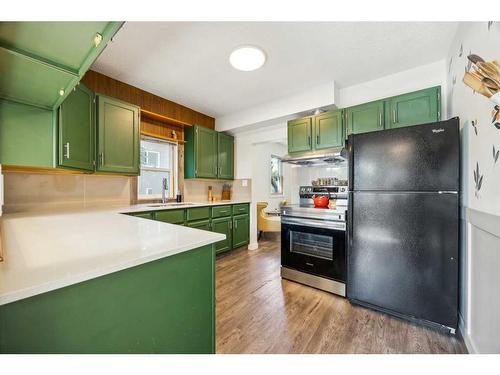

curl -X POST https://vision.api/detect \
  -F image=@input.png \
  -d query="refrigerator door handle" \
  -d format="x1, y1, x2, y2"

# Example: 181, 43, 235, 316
438, 191, 458, 194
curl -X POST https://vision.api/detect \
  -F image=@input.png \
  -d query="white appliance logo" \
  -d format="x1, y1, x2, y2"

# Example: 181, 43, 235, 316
432, 128, 445, 134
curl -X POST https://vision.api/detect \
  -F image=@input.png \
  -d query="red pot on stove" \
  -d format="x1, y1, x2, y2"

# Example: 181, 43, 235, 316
312, 194, 329, 208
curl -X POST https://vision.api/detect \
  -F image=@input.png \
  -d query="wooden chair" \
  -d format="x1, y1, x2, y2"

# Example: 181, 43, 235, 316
257, 202, 281, 240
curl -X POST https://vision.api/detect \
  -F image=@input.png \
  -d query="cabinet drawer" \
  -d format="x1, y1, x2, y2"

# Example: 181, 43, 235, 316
155, 209, 185, 224
232, 204, 249, 215
187, 219, 211, 231
186, 206, 210, 222
129, 211, 154, 220
212, 205, 232, 218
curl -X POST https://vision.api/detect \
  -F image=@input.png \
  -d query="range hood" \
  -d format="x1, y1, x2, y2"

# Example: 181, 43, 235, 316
282, 147, 348, 166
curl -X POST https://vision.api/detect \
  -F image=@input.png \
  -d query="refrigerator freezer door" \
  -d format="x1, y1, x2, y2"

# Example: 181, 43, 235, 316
347, 191, 459, 329
349, 118, 459, 192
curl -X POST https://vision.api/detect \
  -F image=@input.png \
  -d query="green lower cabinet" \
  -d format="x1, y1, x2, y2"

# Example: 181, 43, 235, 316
314, 109, 344, 149
96, 95, 140, 175
0, 245, 215, 354
187, 219, 211, 231
346, 100, 385, 135
186, 206, 210, 222
58, 83, 95, 171
288, 117, 312, 154
386, 86, 440, 129
211, 217, 232, 254
232, 214, 250, 248
130, 211, 154, 220
155, 209, 185, 224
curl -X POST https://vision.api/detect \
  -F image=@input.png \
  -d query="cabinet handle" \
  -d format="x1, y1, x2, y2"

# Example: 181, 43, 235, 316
308, 135, 311, 146
64, 142, 70, 159
234, 219, 238, 229
229, 220, 232, 229
379, 113, 382, 128
392, 110, 397, 124
316, 134, 320, 145
99, 153, 104, 166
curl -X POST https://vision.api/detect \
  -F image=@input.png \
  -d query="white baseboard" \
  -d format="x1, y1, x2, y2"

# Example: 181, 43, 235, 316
459, 312, 477, 354
247, 242, 259, 250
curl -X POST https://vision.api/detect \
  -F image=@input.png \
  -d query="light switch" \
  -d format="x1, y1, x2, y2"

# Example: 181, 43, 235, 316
241, 179, 248, 187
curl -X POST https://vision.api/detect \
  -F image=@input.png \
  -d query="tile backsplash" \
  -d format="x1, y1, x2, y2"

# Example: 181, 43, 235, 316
3, 172, 132, 213
183, 179, 252, 203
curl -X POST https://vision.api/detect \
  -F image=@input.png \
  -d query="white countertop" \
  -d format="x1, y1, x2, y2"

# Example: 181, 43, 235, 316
0, 201, 249, 306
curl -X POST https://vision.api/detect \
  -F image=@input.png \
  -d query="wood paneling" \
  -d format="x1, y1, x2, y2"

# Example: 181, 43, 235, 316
81, 70, 214, 129
216, 236, 467, 354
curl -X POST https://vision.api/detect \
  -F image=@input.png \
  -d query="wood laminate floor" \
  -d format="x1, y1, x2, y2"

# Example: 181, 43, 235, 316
215, 235, 467, 354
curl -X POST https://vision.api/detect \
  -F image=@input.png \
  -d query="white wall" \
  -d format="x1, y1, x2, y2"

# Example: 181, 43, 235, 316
446, 21, 500, 353
233, 123, 291, 250
216, 81, 337, 133
252, 142, 291, 211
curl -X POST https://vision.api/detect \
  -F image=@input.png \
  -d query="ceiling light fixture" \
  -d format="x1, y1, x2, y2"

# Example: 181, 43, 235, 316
229, 46, 266, 72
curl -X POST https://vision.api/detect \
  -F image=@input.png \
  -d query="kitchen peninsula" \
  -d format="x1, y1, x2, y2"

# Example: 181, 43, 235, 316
0, 201, 252, 353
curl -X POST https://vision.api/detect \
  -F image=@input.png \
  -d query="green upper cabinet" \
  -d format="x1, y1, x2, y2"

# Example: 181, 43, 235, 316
0, 22, 123, 109
184, 125, 234, 180
314, 109, 344, 149
217, 132, 234, 180
96, 95, 140, 175
386, 86, 440, 129
57, 84, 95, 171
0, 99, 55, 168
346, 100, 385, 135
288, 117, 312, 154
195, 126, 218, 178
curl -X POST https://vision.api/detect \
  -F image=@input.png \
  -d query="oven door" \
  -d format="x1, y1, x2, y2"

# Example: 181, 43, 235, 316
281, 217, 346, 282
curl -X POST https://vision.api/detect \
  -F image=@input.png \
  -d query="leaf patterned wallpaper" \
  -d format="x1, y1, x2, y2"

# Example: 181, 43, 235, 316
447, 22, 500, 215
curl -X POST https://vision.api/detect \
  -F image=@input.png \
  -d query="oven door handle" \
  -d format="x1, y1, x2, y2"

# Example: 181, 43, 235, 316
281, 217, 346, 231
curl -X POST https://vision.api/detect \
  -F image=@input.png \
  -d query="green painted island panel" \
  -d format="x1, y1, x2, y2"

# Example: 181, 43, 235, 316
0, 99, 55, 167
0, 244, 215, 354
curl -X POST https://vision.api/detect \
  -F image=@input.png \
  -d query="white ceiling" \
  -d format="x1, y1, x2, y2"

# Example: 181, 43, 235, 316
92, 22, 458, 118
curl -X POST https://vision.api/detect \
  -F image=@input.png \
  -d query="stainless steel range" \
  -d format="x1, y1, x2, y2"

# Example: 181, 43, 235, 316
280, 185, 348, 296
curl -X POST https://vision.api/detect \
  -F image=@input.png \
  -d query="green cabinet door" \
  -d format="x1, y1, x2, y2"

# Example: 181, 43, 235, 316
211, 217, 232, 254
346, 100, 384, 135
387, 86, 440, 129
187, 219, 211, 231
96, 95, 140, 175
130, 211, 154, 220
195, 126, 218, 179
232, 214, 249, 248
288, 117, 312, 153
57, 84, 95, 171
314, 110, 344, 149
217, 132, 234, 180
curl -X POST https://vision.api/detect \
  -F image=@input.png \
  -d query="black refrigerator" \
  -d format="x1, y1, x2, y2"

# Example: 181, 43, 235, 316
347, 117, 459, 333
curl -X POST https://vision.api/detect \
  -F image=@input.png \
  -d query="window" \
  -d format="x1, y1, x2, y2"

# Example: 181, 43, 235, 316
138, 137, 178, 199
270, 155, 283, 195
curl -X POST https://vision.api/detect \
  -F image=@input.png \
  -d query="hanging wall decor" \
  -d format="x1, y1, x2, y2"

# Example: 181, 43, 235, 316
473, 162, 484, 198
493, 145, 499, 164
463, 54, 500, 105
492, 105, 500, 129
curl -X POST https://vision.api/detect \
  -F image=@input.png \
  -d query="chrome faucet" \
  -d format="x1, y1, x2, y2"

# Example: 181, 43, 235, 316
161, 177, 169, 203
